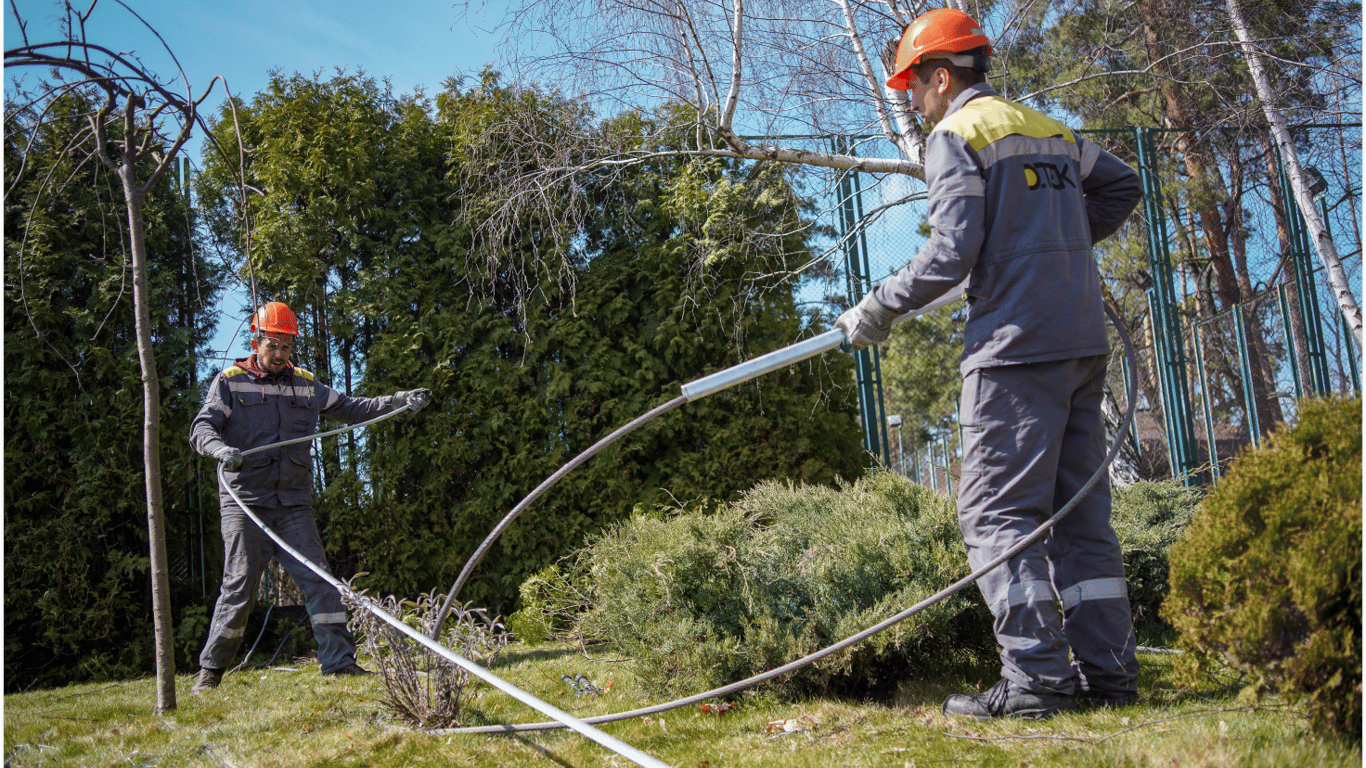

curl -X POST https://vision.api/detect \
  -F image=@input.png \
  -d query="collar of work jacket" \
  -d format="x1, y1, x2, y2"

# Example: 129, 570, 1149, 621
940, 81, 996, 125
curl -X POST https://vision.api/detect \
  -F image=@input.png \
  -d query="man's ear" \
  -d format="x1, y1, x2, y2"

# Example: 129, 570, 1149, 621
934, 67, 951, 95
249, 337, 259, 351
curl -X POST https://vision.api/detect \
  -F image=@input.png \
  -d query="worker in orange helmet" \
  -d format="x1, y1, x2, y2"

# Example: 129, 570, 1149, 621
187, 301, 431, 693
836, 8, 1144, 719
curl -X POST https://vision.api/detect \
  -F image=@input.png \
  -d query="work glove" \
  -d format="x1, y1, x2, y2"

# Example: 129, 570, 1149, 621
203, 439, 243, 471
834, 292, 900, 351
394, 388, 432, 413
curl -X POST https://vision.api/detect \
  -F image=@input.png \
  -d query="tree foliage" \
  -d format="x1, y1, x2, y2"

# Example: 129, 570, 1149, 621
197, 72, 866, 616
1003, 0, 1361, 437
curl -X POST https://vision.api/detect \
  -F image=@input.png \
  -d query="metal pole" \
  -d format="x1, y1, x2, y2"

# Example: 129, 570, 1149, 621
1345, 312, 1362, 394
832, 135, 888, 466
1192, 323, 1220, 483
1280, 159, 1333, 395
896, 426, 904, 474
1135, 127, 1200, 485
1120, 352, 1141, 455
1278, 284, 1305, 400
1233, 304, 1262, 448
888, 415, 905, 475
940, 431, 953, 496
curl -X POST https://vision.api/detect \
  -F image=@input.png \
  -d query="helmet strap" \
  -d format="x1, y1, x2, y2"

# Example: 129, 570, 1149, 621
942, 52, 992, 73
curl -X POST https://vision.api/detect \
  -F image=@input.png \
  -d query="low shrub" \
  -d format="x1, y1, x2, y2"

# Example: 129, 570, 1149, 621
346, 589, 509, 729
1163, 396, 1361, 740
1110, 480, 1204, 633
520, 472, 996, 698
515, 472, 1204, 700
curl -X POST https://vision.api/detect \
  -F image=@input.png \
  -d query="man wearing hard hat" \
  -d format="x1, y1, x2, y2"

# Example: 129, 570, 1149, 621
188, 301, 431, 693
836, 8, 1144, 719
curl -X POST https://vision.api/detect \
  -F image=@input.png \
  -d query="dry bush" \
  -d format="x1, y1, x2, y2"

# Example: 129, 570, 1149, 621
346, 589, 509, 728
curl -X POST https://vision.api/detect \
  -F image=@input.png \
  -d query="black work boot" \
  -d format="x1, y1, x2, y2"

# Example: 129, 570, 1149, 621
191, 667, 223, 694
942, 679, 1076, 720
323, 663, 373, 677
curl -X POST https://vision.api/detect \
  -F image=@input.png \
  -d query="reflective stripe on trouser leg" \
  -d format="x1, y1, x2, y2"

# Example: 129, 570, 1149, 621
268, 505, 358, 673
200, 503, 273, 670
1047, 358, 1138, 696
958, 356, 1126, 696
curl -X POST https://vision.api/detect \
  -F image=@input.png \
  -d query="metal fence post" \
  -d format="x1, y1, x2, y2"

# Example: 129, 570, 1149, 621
1232, 305, 1262, 448
1345, 313, 1362, 394
1191, 323, 1220, 482
832, 136, 891, 467
939, 430, 953, 496
1135, 127, 1201, 485
1279, 159, 1333, 396
1278, 283, 1306, 400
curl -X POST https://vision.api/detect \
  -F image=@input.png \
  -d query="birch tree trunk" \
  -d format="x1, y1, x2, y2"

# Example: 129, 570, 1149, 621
1225, 0, 1363, 346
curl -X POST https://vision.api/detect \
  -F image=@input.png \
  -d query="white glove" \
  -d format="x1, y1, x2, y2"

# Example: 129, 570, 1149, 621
203, 439, 242, 471
395, 388, 432, 413
834, 292, 900, 351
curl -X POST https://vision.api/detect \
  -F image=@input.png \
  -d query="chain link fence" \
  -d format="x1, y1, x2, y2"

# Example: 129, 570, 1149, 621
797, 124, 1361, 489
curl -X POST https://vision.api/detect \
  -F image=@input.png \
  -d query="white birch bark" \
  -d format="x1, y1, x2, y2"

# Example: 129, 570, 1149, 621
1225, 0, 1363, 345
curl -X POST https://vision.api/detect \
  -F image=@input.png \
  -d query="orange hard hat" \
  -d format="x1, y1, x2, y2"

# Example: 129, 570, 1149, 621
885, 8, 992, 91
251, 301, 299, 337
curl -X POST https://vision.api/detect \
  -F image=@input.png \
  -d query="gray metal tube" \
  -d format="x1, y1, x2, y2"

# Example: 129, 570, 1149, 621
238, 404, 415, 457
681, 329, 845, 400
680, 281, 966, 401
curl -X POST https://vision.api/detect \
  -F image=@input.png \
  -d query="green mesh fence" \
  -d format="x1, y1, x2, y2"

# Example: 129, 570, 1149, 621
792, 124, 1360, 487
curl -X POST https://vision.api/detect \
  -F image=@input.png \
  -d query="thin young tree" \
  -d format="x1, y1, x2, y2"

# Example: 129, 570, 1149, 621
6, 0, 224, 712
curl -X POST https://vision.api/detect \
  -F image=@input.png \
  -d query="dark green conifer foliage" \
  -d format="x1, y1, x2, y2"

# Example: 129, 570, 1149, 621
4, 93, 222, 689
196, 72, 862, 614
1164, 396, 1361, 739
520, 473, 995, 698
347, 86, 866, 612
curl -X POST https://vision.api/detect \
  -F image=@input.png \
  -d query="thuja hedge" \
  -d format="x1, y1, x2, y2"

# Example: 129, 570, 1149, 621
514, 473, 1200, 698
1164, 396, 1361, 740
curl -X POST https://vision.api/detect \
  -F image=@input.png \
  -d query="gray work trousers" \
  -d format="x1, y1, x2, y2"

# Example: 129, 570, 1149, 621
199, 502, 357, 674
957, 355, 1138, 697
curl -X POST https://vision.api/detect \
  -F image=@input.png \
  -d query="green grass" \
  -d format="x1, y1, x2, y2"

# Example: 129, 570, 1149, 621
5, 644, 1358, 768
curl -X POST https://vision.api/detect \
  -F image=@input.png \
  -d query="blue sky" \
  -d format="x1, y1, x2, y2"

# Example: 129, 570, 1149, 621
5, 0, 506, 363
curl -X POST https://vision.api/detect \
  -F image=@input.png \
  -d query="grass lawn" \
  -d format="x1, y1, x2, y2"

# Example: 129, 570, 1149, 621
4, 642, 1357, 767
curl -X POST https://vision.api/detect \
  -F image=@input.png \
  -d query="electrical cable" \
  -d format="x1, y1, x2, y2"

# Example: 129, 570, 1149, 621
434, 302, 1139, 736
204, 300, 1135, 756
237, 406, 414, 459
428, 282, 970, 635
216, 461, 672, 768
430, 395, 689, 637
228, 602, 273, 675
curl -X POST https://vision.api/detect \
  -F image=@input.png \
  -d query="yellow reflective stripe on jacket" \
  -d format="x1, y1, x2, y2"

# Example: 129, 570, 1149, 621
293, 366, 315, 381
936, 95, 1075, 152
223, 365, 247, 378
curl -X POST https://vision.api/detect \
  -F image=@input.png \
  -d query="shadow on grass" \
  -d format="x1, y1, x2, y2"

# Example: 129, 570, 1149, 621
495, 643, 621, 668
511, 734, 576, 767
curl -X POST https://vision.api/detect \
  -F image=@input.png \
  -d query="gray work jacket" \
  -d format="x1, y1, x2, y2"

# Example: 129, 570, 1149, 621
875, 83, 1142, 376
190, 357, 400, 507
